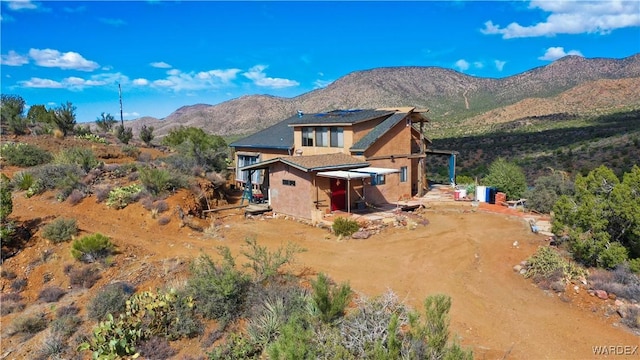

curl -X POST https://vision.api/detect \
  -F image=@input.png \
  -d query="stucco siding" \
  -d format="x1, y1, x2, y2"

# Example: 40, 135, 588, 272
269, 163, 314, 219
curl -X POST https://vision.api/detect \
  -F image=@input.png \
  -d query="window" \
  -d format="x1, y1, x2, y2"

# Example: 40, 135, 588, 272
330, 127, 344, 147
302, 127, 313, 146
400, 166, 408, 182
282, 179, 296, 186
237, 155, 260, 184
316, 127, 328, 147
371, 174, 385, 186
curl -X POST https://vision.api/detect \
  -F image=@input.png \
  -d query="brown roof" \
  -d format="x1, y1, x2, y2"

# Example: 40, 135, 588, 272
280, 153, 369, 172
240, 152, 369, 172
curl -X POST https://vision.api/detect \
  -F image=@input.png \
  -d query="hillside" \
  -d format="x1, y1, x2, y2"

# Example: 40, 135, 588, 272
128, 54, 640, 138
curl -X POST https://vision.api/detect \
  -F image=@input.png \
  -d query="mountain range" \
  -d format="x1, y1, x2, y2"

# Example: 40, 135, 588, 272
127, 54, 640, 139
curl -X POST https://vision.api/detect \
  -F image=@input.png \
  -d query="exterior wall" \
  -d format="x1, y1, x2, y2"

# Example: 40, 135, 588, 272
314, 175, 332, 214
268, 162, 314, 219
292, 126, 352, 156
352, 118, 386, 144
363, 120, 412, 158
365, 157, 412, 205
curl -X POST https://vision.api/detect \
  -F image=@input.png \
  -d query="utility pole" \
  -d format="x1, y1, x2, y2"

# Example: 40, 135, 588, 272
118, 83, 124, 127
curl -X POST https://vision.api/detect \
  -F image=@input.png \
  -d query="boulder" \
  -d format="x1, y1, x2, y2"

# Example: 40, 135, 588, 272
594, 289, 609, 300
351, 231, 371, 240
513, 265, 523, 272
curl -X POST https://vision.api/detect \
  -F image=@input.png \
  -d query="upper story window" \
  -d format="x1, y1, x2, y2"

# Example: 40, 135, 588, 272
237, 155, 260, 184
330, 127, 343, 147
301, 126, 344, 148
316, 127, 329, 147
302, 127, 314, 146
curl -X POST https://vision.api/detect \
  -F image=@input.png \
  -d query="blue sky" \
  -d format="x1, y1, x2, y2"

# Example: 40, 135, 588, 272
2, 0, 639, 123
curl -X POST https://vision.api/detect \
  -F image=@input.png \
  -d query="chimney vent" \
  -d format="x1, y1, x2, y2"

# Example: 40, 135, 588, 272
297, 110, 303, 118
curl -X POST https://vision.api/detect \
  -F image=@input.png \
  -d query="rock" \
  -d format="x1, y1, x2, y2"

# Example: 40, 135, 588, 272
520, 260, 528, 267
608, 293, 617, 300
615, 299, 624, 307
519, 269, 527, 275
574, 285, 580, 293
351, 231, 371, 240
594, 289, 608, 300
513, 265, 523, 272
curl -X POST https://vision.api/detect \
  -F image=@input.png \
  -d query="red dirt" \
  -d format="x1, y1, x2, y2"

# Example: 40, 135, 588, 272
0, 135, 637, 359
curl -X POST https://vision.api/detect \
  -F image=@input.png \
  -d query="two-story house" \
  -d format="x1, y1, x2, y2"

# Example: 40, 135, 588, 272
230, 107, 437, 221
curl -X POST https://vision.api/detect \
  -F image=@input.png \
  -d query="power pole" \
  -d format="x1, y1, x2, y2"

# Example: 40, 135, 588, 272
118, 83, 124, 127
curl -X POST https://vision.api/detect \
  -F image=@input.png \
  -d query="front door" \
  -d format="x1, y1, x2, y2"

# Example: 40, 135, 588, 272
330, 178, 346, 211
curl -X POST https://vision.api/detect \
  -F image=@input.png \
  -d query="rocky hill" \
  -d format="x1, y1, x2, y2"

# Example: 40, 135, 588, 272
127, 54, 640, 138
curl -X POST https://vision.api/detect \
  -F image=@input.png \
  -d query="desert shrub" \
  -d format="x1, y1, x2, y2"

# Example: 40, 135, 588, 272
455, 175, 474, 185
50, 313, 82, 338
38, 286, 66, 302
76, 133, 107, 144
10, 313, 48, 337
66, 188, 85, 205
71, 233, 115, 263
622, 306, 640, 329
94, 185, 113, 203
0, 174, 13, 243
524, 171, 574, 214
87, 282, 135, 321
54, 147, 99, 172
11, 171, 34, 191
35, 332, 66, 360
241, 237, 306, 283
115, 125, 133, 144
187, 251, 250, 325
161, 126, 228, 172
139, 125, 155, 146
25, 163, 85, 194
139, 166, 186, 196
310, 272, 352, 324
266, 314, 316, 360
106, 184, 142, 209
42, 217, 78, 243
0, 142, 53, 167
589, 265, 640, 302
1, 268, 17, 279
11, 278, 27, 292
56, 304, 80, 318
525, 246, 587, 282
137, 336, 176, 360
0, 293, 25, 315
121, 144, 141, 158
96, 112, 117, 132
158, 216, 171, 226
67, 265, 102, 289
208, 332, 261, 360
332, 217, 360, 237
481, 157, 527, 200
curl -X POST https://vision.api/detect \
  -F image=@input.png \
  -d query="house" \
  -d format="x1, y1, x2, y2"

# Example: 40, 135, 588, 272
230, 107, 453, 221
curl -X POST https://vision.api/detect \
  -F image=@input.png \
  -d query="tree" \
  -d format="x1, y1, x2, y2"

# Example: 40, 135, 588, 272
95, 112, 117, 132
26, 104, 55, 134
139, 125, 154, 146
482, 157, 527, 200
52, 101, 77, 136
161, 126, 228, 172
115, 125, 133, 144
1, 94, 27, 135
552, 165, 640, 268
523, 170, 574, 214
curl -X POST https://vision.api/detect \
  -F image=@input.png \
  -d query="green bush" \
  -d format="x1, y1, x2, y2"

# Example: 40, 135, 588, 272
161, 126, 228, 172
267, 315, 315, 360
106, 184, 142, 209
75, 133, 107, 144
187, 251, 250, 324
138, 167, 186, 196
455, 175, 474, 185
524, 246, 586, 282
42, 217, 78, 243
21, 164, 84, 194
121, 144, 141, 158
11, 172, 34, 191
87, 282, 134, 321
524, 171, 574, 214
1, 142, 53, 167
310, 273, 351, 324
54, 147, 99, 172
78, 313, 142, 358
9, 313, 48, 338
332, 217, 360, 237
482, 157, 527, 200
115, 125, 133, 144
139, 125, 155, 146
241, 237, 306, 283
71, 233, 115, 263
0, 175, 12, 223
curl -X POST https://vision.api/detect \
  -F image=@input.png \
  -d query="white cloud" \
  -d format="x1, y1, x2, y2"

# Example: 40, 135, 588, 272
495, 60, 507, 71
123, 111, 140, 117
1, 50, 29, 66
150, 61, 172, 69
473, 61, 484, 69
133, 78, 150, 86
538, 46, 584, 61
313, 79, 332, 89
196, 69, 241, 83
29, 48, 99, 71
153, 79, 174, 87
166, 69, 181, 76
7, 0, 37, 11
242, 65, 299, 89
454, 59, 470, 71
19, 77, 63, 88
482, 0, 640, 39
